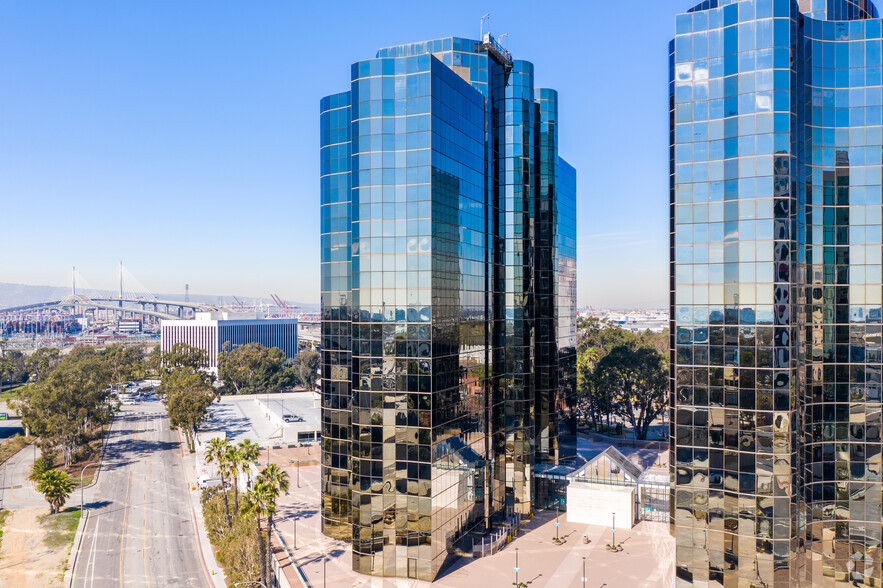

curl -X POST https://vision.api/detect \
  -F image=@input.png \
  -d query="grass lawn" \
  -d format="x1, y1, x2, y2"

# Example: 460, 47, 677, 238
0, 384, 26, 401
0, 510, 10, 551
39, 507, 82, 549
0, 435, 31, 464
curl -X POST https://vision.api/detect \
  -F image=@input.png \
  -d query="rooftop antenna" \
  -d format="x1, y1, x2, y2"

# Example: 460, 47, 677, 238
480, 13, 490, 41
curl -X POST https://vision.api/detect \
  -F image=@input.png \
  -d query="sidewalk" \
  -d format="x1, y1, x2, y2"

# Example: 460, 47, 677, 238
179, 428, 228, 588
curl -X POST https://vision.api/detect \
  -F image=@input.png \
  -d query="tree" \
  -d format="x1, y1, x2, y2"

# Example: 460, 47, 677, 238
226, 444, 246, 515
238, 439, 261, 464
161, 367, 215, 452
37, 469, 75, 514
257, 464, 290, 579
29, 455, 55, 482
145, 345, 163, 376
25, 348, 61, 382
0, 350, 28, 386
101, 344, 142, 389
595, 345, 668, 440
576, 347, 602, 427
162, 342, 209, 372
217, 342, 294, 395
291, 349, 320, 390
206, 437, 232, 526
12, 347, 114, 466
243, 480, 273, 588
202, 484, 261, 583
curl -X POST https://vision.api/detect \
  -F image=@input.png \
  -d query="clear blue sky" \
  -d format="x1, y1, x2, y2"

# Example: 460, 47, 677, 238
0, 0, 690, 308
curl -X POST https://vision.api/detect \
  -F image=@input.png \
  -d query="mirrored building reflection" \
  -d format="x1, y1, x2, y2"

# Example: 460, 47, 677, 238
671, 0, 883, 585
320, 35, 577, 581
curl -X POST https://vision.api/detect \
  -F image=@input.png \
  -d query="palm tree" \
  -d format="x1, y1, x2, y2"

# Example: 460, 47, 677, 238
37, 470, 75, 514
225, 444, 244, 514
237, 438, 261, 492
205, 437, 232, 525
257, 464, 290, 578
243, 479, 273, 588
238, 439, 260, 464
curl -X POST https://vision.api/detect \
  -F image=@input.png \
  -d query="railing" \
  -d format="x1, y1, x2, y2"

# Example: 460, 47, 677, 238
472, 513, 522, 558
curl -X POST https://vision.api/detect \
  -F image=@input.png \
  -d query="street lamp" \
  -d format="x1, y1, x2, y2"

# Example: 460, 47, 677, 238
582, 556, 587, 588
612, 512, 617, 549
324, 553, 327, 588
556, 500, 560, 541
514, 547, 520, 586
80, 462, 100, 512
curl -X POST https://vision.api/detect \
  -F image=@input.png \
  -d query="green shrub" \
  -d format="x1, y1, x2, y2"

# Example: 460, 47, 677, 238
201, 487, 261, 584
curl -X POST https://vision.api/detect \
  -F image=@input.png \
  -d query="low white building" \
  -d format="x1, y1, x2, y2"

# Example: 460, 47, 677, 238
564, 446, 646, 530
160, 311, 298, 371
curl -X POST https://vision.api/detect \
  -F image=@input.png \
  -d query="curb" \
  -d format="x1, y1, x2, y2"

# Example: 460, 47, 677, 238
81, 414, 117, 491
0, 443, 28, 469
272, 522, 309, 588
63, 507, 89, 588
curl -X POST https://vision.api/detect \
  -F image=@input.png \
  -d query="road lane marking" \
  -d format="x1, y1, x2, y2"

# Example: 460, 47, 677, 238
143, 417, 152, 588
119, 417, 137, 587
87, 515, 101, 588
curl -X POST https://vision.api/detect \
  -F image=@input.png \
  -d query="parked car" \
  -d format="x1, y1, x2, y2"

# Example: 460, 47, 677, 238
197, 475, 224, 490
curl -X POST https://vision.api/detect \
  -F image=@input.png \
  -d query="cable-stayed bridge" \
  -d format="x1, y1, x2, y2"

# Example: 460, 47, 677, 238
0, 263, 214, 321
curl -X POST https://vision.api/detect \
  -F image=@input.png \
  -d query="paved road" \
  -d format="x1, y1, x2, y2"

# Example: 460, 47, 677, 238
0, 441, 42, 510
0, 401, 24, 440
72, 403, 210, 588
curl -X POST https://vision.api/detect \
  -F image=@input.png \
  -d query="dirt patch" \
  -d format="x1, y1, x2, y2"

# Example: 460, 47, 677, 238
0, 507, 75, 587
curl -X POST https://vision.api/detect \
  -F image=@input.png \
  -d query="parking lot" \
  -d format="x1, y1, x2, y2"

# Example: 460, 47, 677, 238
199, 390, 320, 446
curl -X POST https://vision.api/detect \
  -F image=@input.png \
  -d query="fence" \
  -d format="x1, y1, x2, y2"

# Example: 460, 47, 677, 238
471, 513, 522, 558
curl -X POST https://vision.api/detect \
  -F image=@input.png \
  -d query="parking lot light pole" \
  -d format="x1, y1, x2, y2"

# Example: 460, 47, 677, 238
556, 501, 560, 541
612, 512, 616, 548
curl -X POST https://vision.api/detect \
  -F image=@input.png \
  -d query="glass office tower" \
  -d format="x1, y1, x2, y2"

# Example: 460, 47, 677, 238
320, 35, 577, 581
671, 0, 883, 586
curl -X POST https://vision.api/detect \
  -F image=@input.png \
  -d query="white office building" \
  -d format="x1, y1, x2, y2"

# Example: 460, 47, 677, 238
160, 311, 298, 371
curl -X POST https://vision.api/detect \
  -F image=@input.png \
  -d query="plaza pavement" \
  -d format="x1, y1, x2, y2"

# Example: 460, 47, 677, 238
266, 457, 674, 588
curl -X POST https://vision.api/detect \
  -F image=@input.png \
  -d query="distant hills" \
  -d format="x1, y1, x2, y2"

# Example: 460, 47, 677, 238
0, 282, 319, 313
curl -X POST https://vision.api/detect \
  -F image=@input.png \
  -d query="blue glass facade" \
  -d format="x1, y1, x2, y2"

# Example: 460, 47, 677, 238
320, 35, 576, 580
671, 1, 883, 585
